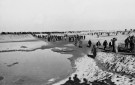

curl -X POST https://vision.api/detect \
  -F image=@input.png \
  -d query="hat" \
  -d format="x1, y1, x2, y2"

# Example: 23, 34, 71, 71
113, 38, 117, 41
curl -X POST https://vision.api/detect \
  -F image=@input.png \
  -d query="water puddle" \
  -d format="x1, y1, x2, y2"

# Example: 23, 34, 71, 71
0, 49, 73, 85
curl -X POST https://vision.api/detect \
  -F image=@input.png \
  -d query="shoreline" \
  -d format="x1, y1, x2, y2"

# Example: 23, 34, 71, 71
0, 40, 80, 85
53, 52, 135, 85
1, 33, 135, 85
0, 39, 40, 43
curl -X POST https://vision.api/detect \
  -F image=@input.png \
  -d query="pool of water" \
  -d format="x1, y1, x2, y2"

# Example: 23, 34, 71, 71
0, 49, 73, 85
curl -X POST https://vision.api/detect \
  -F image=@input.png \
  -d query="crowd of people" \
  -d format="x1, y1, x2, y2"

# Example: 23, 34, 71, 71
32, 30, 135, 58
86, 37, 119, 58
32, 33, 86, 43
102, 38, 118, 53
101, 35, 135, 53
88, 35, 135, 59
124, 35, 135, 52
33, 31, 135, 57
32, 34, 64, 42
62, 74, 115, 85
33, 31, 134, 85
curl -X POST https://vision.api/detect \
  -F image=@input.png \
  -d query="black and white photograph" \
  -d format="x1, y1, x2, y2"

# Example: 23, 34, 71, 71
0, 0, 135, 85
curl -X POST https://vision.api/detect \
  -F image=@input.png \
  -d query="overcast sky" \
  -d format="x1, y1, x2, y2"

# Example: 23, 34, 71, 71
0, 0, 135, 32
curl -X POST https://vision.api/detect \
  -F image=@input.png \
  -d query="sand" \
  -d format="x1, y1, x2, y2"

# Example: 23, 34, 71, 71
0, 33, 134, 85
53, 33, 135, 85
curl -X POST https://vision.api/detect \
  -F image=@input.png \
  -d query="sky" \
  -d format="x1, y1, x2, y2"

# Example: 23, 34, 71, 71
0, 0, 135, 32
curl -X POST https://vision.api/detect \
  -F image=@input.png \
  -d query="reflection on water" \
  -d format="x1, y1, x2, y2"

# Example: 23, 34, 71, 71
0, 49, 73, 85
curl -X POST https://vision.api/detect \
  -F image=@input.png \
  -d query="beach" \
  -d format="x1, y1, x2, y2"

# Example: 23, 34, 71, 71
0, 32, 135, 85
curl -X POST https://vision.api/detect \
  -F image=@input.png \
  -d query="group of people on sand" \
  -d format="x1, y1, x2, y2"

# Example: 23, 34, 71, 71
33, 34, 64, 42
103, 38, 118, 53
91, 35, 135, 55
62, 74, 115, 85
87, 38, 119, 58
69, 35, 85, 48
62, 74, 89, 85
69, 35, 85, 42
47, 35, 64, 42
125, 35, 135, 52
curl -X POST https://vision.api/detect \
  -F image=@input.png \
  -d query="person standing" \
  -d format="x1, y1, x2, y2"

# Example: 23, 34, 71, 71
109, 39, 113, 51
103, 40, 108, 50
88, 40, 92, 48
73, 74, 81, 85
63, 77, 74, 85
81, 78, 89, 85
115, 38, 118, 53
130, 36, 135, 52
83, 35, 86, 40
96, 41, 101, 48
125, 37, 130, 49
112, 38, 118, 53
91, 45, 97, 58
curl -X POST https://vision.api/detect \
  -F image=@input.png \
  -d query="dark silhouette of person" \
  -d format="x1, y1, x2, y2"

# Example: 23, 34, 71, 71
125, 37, 130, 49
112, 38, 118, 53
63, 77, 74, 85
91, 45, 97, 58
96, 41, 101, 48
88, 40, 92, 47
81, 78, 89, 85
73, 74, 81, 85
109, 41, 112, 48
69, 37, 71, 42
109, 39, 113, 51
83, 36, 86, 40
129, 36, 135, 52
103, 40, 108, 50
